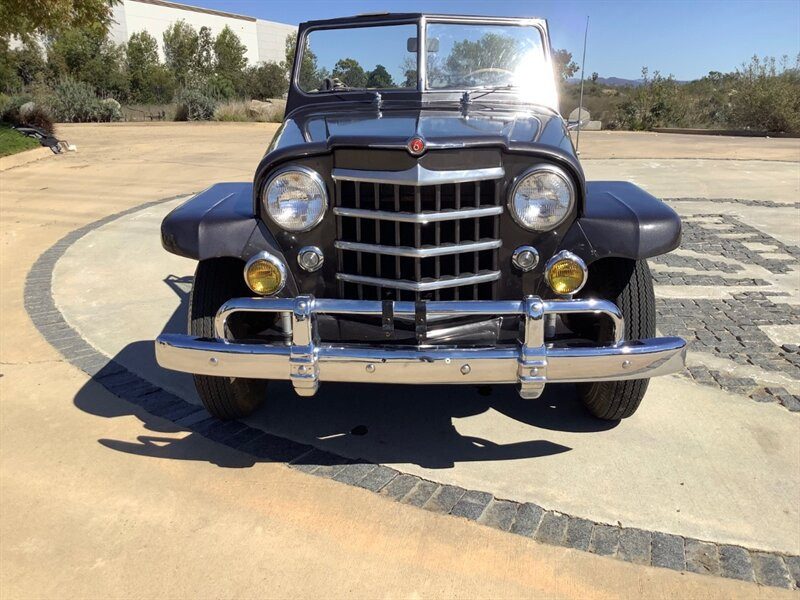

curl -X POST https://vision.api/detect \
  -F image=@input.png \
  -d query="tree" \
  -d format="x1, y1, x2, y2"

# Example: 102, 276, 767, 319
618, 67, 685, 130
332, 57, 366, 88
162, 20, 198, 86
728, 54, 800, 134
366, 64, 394, 88
47, 25, 127, 98
126, 31, 174, 103
282, 31, 321, 90
195, 26, 214, 77
12, 40, 46, 86
591, 72, 598, 83
444, 33, 519, 82
552, 49, 579, 83
244, 61, 287, 99
0, 0, 119, 41
213, 25, 247, 90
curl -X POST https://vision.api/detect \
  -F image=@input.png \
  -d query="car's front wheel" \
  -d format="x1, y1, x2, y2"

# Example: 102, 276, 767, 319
574, 259, 656, 420
189, 258, 267, 420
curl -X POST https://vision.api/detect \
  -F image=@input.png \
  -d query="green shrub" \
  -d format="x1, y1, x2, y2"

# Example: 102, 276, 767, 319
48, 78, 99, 121
728, 55, 800, 134
174, 88, 216, 121
46, 78, 122, 122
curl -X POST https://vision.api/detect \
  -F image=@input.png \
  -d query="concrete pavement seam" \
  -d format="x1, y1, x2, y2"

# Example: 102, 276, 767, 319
23, 195, 799, 590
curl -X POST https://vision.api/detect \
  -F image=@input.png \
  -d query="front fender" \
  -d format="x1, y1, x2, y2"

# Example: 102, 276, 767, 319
558, 181, 681, 263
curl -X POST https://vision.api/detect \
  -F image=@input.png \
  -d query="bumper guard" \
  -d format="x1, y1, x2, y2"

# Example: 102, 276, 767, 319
155, 295, 686, 399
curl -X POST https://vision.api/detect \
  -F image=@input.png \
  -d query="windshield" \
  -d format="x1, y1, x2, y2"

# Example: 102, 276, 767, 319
296, 20, 556, 108
299, 24, 418, 92
425, 23, 547, 90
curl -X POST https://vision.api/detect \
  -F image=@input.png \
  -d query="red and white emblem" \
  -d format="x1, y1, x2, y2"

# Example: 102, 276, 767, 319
407, 136, 426, 155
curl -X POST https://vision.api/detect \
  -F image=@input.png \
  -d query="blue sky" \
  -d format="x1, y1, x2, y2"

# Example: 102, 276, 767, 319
184, 0, 800, 80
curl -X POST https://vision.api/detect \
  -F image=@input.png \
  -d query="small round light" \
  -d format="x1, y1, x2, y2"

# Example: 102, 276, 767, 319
512, 245, 539, 272
264, 166, 327, 232
244, 252, 286, 295
297, 246, 324, 272
545, 251, 587, 295
509, 165, 575, 231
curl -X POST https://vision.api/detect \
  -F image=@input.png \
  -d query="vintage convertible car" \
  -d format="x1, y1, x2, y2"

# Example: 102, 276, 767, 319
155, 13, 687, 421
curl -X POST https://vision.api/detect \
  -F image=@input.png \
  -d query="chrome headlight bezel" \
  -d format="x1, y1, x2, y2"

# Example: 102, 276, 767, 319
262, 165, 328, 232
508, 164, 576, 232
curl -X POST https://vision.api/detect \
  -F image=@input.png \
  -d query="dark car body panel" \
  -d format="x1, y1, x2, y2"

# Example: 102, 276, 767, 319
160, 183, 300, 295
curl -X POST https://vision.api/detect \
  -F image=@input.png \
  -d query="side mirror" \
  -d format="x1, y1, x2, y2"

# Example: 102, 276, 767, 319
407, 37, 439, 52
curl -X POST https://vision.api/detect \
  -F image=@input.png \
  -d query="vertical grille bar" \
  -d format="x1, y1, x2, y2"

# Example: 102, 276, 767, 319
374, 183, 381, 280
394, 185, 401, 283
454, 183, 461, 299
336, 180, 344, 298
473, 181, 481, 298
355, 182, 362, 300
434, 185, 441, 301
414, 187, 421, 295
492, 181, 501, 299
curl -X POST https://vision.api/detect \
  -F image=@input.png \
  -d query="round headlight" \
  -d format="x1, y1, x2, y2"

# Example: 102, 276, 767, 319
263, 166, 327, 231
509, 166, 575, 231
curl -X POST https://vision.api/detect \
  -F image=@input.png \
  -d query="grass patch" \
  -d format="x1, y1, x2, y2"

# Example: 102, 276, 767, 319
213, 99, 285, 123
0, 123, 40, 157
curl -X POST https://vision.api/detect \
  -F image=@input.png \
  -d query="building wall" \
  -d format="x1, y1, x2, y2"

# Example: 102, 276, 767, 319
110, 0, 295, 65
256, 20, 297, 65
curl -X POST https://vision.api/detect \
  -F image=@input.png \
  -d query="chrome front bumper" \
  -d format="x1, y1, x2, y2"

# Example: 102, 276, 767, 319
155, 295, 687, 399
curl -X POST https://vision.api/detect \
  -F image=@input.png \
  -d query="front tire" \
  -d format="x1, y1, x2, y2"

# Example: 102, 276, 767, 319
576, 259, 656, 420
189, 258, 267, 420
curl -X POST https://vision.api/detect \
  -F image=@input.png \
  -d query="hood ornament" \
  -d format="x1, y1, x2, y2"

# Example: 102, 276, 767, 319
460, 91, 472, 117
407, 136, 426, 156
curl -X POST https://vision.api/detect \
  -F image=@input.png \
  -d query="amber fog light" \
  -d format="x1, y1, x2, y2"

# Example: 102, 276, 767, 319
545, 250, 587, 295
244, 252, 286, 296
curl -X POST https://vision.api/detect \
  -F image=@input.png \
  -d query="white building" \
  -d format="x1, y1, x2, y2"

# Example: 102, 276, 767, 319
108, 0, 296, 65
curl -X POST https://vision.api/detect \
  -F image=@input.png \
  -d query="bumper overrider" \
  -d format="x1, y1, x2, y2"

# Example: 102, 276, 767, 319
155, 295, 686, 399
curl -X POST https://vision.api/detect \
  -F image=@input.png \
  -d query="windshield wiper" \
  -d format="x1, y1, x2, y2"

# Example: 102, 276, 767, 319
471, 85, 516, 101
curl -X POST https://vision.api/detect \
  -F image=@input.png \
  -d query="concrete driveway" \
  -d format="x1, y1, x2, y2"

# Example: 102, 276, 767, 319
2, 123, 799, 598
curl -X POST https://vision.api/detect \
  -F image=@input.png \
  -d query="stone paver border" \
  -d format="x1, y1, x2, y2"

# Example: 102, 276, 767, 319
24, 195, 800, 590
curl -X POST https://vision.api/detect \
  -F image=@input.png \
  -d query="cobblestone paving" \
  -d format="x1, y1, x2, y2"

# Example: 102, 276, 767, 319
654, 201, 800, 411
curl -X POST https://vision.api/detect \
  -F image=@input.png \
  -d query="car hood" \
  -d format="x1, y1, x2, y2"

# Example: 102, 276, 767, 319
270, 106, 575, 157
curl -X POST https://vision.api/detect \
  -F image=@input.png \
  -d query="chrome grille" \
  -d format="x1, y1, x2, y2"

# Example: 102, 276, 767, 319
333, 173, 503, 301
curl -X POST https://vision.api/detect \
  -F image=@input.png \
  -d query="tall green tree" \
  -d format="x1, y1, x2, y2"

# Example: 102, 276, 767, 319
366, 64, 394, 88
162, 20, 198, 86
213, 26, 247, 83
47, 25, 127, 97
0, 0, 118, 41
12, 40, 46, 86
332, 58, 366, 88
552, 49, 579, 82
126, 30, 173, 103
283, 31, 321, 90
195, 26, 214, 77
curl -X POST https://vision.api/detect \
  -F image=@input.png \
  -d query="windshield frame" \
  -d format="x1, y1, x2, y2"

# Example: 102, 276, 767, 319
289, 14, 557, 114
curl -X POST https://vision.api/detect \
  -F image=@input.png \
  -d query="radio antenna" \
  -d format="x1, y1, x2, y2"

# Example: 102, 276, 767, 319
575, 16, 589, 153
